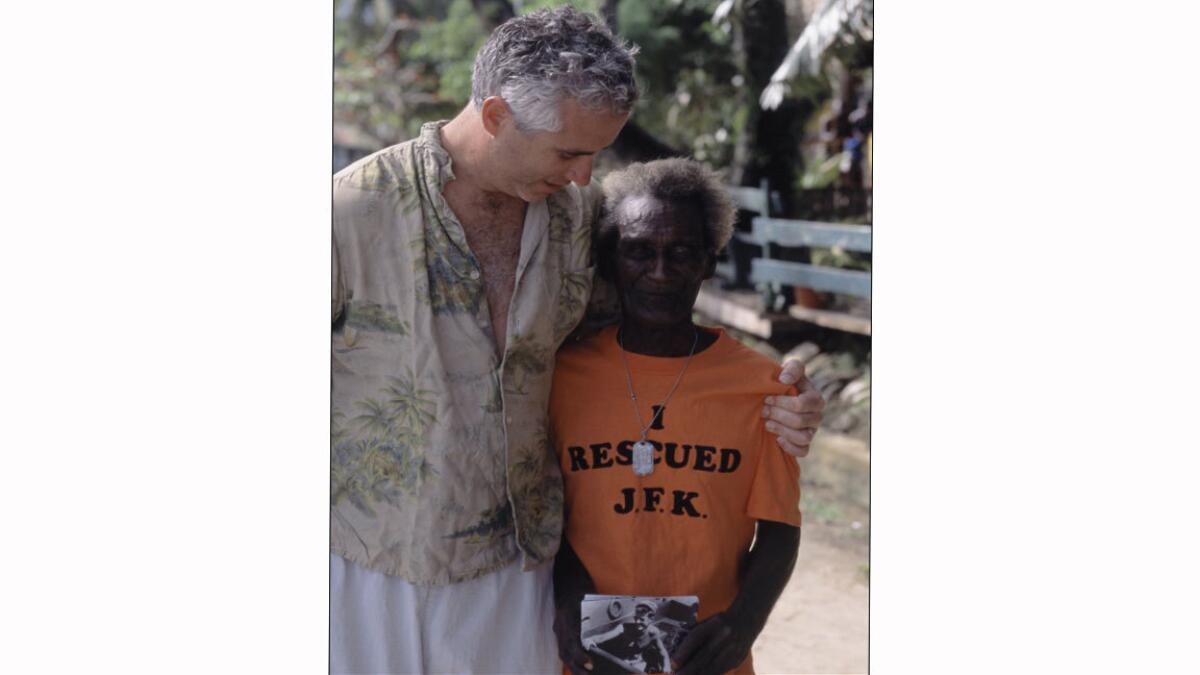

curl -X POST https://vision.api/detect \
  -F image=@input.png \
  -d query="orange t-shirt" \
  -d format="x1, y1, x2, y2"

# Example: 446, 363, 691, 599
550, 325, 801, 675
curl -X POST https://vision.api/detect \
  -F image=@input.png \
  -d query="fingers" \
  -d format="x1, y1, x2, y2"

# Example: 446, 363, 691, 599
678, 622, 753, 675
762, 406, 822, 430
554, 610, 593, 673
777, 358, 806, 385
776, 434, 812, 458
762, 390, 824, 460
671, 618, 730, 673
771, 422, 816, 444
766, 415, 818, 441
674, 624, 732, 675
566, 640, 593, 674
670, 622, 712, 669
566, 656, 593, 675
764, 390, 826, 416
674, 647, 715, 675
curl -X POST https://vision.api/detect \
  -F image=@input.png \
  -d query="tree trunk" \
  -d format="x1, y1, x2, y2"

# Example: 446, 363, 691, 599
603, 2, 683, 164
600, 0, 620, 32
731, 0, 806, 215
728, 0, 812, 298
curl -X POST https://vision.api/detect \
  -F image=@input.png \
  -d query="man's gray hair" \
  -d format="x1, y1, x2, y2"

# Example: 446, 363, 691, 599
471, 6, 639, 132
597, 158, 736, 262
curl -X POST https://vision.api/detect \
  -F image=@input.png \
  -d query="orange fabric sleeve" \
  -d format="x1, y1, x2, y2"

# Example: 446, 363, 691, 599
745, 386, 802, 527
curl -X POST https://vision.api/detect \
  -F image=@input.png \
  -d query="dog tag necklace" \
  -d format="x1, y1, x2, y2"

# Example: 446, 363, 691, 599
618, 326, 700, 477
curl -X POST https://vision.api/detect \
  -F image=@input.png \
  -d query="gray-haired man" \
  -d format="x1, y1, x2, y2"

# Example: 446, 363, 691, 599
330, 6, 824, 672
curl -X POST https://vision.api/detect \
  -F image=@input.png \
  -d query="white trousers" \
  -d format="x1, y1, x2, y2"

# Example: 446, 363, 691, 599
330, 554, 561, 674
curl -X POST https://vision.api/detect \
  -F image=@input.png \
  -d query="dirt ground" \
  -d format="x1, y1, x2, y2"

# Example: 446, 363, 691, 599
751, 436, 869, 675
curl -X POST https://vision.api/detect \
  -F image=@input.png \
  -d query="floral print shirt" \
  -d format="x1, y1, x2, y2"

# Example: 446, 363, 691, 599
331, 122, 601, 585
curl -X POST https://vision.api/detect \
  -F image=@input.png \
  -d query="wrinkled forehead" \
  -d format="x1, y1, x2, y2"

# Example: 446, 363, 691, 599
614, 194, 704, 240
537, 98, 629, 151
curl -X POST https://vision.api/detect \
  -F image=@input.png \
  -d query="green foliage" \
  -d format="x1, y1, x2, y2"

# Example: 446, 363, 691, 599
519, 0, 601, 13
334, 0, 479, 145
810, 246, 869, 273
333, 0, 871, 218
332, 0, 800, 160
801, 153, 843, 189
410, 0, 489, 105
618, 0, 741, 165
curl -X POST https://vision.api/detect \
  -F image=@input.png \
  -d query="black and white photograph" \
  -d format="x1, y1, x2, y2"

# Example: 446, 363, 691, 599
580, 594, 699, 674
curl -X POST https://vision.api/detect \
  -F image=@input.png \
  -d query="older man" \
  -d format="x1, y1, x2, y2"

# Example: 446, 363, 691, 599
552, 158, 802, 675
331, 7, 823, 673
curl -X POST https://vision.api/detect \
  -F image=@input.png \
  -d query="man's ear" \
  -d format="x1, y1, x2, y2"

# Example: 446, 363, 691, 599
480, 97, 511, 137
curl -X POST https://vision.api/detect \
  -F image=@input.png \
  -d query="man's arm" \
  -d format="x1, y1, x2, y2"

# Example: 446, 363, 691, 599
764, 360, 826, 457
670, 520, 801, 675
332, 204, 347, 326
650, 632, 671, 672
582, 624, 623, 651
553, 537, 598, 675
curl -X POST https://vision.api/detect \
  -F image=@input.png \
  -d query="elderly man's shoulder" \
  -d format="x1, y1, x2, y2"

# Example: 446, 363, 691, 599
712, 330, 794, 397
555, 323, 610, 359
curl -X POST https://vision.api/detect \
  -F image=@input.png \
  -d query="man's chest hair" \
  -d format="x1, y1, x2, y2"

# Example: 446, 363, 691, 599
445, 189, 527, 277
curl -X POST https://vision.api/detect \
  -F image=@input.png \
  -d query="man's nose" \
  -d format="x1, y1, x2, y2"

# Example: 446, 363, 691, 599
566, 156, 594, 186
648, 253, 670, 281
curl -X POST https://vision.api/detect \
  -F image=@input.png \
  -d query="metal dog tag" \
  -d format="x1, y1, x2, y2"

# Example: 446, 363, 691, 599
632, 440, 654, 476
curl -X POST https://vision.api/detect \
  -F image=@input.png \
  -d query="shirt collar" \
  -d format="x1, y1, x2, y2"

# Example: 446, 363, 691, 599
417, 120, 456, 189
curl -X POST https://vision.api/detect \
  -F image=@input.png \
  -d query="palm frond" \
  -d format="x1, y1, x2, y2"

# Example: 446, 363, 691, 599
761, 0, 873, 109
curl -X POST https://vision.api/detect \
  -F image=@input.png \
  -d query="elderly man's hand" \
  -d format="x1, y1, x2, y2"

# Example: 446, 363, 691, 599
671, 612, 754, 675
763, 359, 825, 457
554, 600, 594, 675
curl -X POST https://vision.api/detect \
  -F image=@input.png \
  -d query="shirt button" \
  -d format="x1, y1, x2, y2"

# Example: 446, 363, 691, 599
469, 269, 480, 280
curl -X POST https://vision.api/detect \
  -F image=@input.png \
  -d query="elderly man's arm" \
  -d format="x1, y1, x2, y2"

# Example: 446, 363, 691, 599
670, 520, 800, 675
553, 538, 597, 675
763, 360, 826, 457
